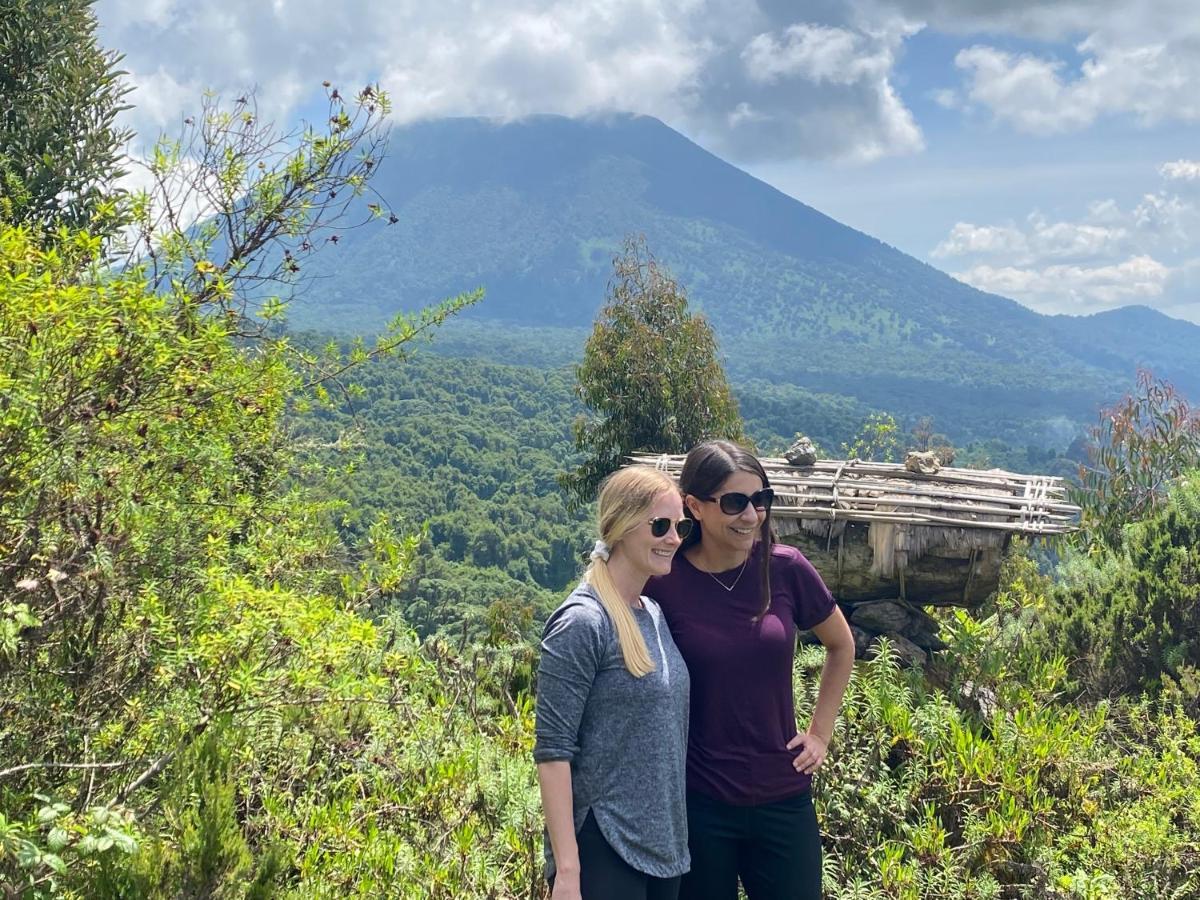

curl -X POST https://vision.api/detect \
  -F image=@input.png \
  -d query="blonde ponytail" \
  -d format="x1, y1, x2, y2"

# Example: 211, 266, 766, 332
584, 465, 679, 677
586, 555, 656, 677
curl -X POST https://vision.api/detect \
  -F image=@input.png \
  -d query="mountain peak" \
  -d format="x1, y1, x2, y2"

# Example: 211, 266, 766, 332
290, 114, 1200, 440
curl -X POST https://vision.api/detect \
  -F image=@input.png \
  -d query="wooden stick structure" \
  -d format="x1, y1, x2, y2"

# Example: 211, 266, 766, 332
630, 453, 1079, 536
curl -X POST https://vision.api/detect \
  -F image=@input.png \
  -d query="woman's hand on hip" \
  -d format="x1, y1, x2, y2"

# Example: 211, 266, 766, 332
787, 731, 829, 775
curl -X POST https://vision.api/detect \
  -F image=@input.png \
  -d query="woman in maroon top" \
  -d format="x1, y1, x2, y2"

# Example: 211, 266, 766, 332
645, 440, 855, 900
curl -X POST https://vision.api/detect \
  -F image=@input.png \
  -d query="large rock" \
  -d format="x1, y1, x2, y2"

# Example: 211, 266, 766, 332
799, 622, 876, 657
906, 605, 948, 651
803, 603, 943, 662
778, 522, 1006, 606
848, 600, 910, 633
849, 624, 876, 657
875, 632, 928, 668
785, 434, 818, 467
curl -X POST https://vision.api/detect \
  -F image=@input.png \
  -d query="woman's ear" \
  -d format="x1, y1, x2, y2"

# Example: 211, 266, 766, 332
683, 494, 702, 519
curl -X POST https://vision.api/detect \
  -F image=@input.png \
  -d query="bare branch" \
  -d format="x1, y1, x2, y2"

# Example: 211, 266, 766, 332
0, 759, 140, 780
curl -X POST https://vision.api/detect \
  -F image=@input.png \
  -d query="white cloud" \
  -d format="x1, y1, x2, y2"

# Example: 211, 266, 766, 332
742, 24, 892, 86
931, 159, 1200, 316
937, 0, 1200, 137
932, 214, 1129, 265
931, 222, 1027, 259
1161, 159, 1200, 182
727, 101, 764, 127
954, 46, 1096, 135
1085, 198, 1124, 224
378, 2, 709, 126
929, 87, 958, 109
1025, 213, 1129, 260
123, 66, 201, 133
704, 15, 925, 162
877, 0, 1197, 46
95, 0, 927, 164
953, 255, 1171, 313
1132, 192, 1192, 245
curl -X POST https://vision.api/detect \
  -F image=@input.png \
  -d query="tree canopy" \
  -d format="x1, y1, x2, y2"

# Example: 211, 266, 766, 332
560, 235, 744, 506
0, 0, 131, 238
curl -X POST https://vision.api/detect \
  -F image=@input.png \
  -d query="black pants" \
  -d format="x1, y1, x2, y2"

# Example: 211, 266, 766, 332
553, 811, 682, 900
680, 790, 822, 900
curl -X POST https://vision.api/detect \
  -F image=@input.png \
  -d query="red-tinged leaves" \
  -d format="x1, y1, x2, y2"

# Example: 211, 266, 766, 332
1072, 369, 1200, 549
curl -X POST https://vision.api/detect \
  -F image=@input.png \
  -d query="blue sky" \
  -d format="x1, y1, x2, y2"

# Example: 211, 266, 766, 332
96, 0, 1200, 323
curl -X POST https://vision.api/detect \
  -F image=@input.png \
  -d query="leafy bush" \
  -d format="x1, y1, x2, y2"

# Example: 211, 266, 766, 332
807, 549, 1200, 898
1031, 472, 1200, 702
0, 223, 543, 897
1072, 370, 1200, 551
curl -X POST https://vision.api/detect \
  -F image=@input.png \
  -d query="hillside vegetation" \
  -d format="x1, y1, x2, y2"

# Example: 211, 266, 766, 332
2, 18, 1198, 893
284, 115, 1200, 445
289, 345, 589, 637
3, 219, 1200, 897
284, 337, 1079, 645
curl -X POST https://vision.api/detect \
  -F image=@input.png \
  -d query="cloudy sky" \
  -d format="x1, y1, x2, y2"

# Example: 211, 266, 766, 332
95, 0, 1200, 323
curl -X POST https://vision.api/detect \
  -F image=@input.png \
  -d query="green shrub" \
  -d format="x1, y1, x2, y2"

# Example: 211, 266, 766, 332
1035, 472, 1200, 700
0, 224, 539, 897
806, 585, 1200, 899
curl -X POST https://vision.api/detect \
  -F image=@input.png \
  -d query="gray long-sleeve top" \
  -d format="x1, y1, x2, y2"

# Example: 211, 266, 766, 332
533, 583, 690, 881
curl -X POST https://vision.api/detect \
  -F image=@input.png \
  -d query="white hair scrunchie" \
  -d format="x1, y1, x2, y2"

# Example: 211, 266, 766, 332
589, 539, 611, 562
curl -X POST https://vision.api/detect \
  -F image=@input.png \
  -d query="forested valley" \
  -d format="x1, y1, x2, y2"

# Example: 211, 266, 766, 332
288, 340, 1083, 644
2, 6, 1199, 898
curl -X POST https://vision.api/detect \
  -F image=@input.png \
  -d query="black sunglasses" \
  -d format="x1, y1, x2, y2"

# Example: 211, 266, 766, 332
648, 517, 694, 539
698, 488, 775, 516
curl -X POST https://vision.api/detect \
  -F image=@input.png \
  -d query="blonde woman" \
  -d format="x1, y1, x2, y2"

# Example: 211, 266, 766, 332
534, 466, 693, 900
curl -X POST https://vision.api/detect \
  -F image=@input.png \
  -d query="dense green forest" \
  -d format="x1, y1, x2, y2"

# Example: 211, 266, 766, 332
3, 9, 1198, 898
289, 347, 590, 636
285, 339, 1080, 643
378, 316, 1101, 457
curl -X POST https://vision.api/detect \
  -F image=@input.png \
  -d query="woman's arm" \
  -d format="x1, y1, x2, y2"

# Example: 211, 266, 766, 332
788, 605, 855, 775
533, 600, 603, 897
537, 761, 581, 899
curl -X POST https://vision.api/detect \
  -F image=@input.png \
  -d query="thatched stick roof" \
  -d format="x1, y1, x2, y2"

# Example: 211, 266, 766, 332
630, 453, 1079, 536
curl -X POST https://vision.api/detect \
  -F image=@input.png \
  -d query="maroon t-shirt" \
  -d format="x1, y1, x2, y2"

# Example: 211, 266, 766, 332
645, 542, 835, 806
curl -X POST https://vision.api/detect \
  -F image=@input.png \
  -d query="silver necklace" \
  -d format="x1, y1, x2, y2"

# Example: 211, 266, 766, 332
703, 557, 750, 593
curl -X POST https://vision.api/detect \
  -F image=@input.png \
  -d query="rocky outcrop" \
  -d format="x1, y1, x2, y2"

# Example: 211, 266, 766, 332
801, 597, 948, 667
776, 521, 1006, 607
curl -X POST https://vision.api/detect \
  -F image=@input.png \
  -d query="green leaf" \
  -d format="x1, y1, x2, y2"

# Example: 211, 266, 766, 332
46, 827, 69, 852
106, 828, 137, 854
16, 842, 40, 867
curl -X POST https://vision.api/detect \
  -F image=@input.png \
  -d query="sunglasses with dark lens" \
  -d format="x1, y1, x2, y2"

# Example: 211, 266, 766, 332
699, 488, 775, 516
648, 517, 694, 539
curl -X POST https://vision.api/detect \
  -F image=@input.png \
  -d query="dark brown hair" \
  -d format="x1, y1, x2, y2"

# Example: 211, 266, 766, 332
678, 440, 774, 620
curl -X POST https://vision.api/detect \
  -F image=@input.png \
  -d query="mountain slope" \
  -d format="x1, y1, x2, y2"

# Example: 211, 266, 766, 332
288, 114, 1200, 444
